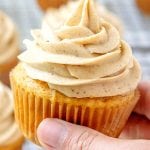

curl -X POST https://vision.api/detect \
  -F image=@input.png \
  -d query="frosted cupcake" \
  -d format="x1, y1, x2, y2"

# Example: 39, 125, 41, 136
10, 0, 141, 144
0, 11, 19, 85
44, 0, 123, 34
0, 82, 24, 150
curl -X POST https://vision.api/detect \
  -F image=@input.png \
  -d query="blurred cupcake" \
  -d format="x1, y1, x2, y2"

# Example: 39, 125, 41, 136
38, 0, 68, 10
0, 11, 19, 85
10, 0, 141, 144
136, 0, 150, 14
0, 82, 24, 150
43, 0, 123, 34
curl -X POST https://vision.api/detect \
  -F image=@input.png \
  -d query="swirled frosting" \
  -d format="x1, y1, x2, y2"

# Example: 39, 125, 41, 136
43, 0, 123, 34
19, 0, 141, 98
0, 82, 22, 146
0, 11, 19, 65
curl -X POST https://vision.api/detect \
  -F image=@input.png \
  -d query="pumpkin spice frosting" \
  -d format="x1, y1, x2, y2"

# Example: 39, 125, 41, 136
44, 0, 123, 34
19, 0, 141, 98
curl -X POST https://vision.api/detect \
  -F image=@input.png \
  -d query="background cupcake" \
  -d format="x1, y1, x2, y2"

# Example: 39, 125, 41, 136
38, 0, 68, 10
11, 0, 141, 144
136, 0, 150, 14
0, 11, 19, 86
0, 81, 24, 150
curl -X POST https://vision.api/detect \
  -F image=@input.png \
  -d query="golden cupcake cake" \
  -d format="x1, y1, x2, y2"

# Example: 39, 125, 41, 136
38, 0, 68, 10
10, 0, 141, 144
136, 0, 150, 14
44, 0, 123, 34
0, 82, 24, 150
0, 11, 19, 85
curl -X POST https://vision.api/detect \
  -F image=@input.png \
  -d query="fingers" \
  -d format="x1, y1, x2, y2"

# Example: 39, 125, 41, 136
37, 119, 150, 150
120, 113, 150, 139
37, 118, 67, 149
120, 81, 150, 140
37, 118, 110, 150
134, 81, 150, 119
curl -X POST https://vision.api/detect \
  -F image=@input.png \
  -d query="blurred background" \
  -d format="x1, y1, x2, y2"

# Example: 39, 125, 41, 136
0, 0, 149, 149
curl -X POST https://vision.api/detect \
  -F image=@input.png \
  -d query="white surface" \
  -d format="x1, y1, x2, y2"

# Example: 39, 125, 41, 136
22, 141, 43, 150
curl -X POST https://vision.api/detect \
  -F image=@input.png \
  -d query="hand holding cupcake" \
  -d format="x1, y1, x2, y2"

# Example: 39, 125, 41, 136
10, 0, 141, 144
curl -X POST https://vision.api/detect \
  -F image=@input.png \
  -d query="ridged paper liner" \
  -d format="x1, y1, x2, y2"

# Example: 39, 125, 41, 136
11, 78, 139, 145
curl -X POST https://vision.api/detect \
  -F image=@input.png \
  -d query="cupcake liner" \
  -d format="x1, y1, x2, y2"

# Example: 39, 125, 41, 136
11, 73, 139, 144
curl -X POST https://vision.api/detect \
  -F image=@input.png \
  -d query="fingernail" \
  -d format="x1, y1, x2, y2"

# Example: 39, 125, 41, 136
37, 119, 67, 148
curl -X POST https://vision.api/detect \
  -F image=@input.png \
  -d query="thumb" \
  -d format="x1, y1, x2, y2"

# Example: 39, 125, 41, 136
37, 119, 150, 150
37, 118, 111, 150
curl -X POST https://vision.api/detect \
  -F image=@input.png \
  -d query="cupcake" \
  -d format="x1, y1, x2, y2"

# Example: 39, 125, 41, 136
136, 0, 150, 14
38, 0, 68, 10
10, 0, 141, 144
0, 82, 24, 150
44, 0, 123, 34
0, 11, 19, 85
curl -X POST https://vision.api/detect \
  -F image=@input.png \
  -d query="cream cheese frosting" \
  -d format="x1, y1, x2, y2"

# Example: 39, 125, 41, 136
0, 11, 19, 65
19, 0, 141, 98
43, 0, 123, 34
0, 82, 22, 146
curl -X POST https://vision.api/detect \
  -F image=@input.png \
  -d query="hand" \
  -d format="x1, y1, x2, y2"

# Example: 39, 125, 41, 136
120, 81, 150, 139
37, 81, 150, 150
